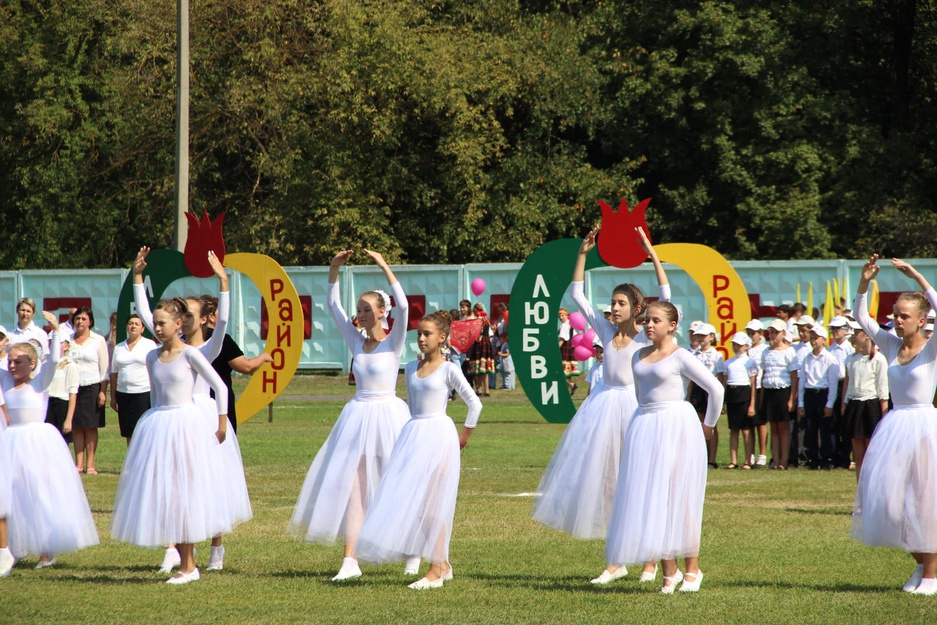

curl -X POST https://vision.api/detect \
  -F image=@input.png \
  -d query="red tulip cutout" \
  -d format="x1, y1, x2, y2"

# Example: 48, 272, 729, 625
596, 198, 652, 269
184, 210, 227, 278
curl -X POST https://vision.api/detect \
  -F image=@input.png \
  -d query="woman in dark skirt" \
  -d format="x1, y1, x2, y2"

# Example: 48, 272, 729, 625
110, 314, 158, 444
841, 322, 889, 480
69, 308, 109, 475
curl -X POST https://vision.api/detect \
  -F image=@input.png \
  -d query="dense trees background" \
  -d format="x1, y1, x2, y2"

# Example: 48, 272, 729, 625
1, 0, 935, 268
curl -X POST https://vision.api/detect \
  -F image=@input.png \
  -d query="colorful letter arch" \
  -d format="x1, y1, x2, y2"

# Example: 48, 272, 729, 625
510, 199, 750, 424
115, 212, 303, 424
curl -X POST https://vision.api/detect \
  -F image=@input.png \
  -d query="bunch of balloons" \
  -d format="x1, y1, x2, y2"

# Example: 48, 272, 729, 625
567, 312, 597, 360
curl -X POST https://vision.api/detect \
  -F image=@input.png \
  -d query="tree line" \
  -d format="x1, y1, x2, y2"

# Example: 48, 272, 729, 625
1, 0, 935, 269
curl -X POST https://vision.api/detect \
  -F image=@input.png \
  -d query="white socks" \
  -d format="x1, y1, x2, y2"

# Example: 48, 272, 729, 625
0, 547, 14, 577
331, 557, 362, 581
903, 564, 924, 592
912, 577, 937, 596
207, 545, 225, 571
159, 548, 181, 574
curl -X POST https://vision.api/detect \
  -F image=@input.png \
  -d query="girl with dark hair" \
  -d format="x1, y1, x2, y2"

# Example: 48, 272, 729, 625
110, 295, 231, 585
533, 225, 669, 584
132, 246, 249, 574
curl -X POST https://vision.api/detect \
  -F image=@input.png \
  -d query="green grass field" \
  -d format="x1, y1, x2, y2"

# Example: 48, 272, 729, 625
4, 375, 931, 624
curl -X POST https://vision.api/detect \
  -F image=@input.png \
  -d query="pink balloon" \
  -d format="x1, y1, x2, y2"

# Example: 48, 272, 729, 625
470, 278, 486, 297
573, 345, 594, 361
568, 311, 587, 331
571, 333, 585, 348
583, 328, 597, 345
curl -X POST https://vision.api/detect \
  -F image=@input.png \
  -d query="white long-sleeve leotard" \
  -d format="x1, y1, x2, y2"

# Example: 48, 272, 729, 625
632, 348, 725, 427
146, 345, 227, 416
328, 280, 409, 395
405, 360, 481, 427
1, 333, 62, 425
854, 289, 937, 406
571, 281, 671, 388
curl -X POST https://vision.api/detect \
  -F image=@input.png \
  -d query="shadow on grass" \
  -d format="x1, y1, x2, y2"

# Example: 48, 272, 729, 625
722, 579, 895, 593
21, 564, 163, 585
466, 572, 649, 594
785, 507, 852, 516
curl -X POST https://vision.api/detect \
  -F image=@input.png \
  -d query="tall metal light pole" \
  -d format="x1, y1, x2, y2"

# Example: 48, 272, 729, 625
173, 0, 190, 251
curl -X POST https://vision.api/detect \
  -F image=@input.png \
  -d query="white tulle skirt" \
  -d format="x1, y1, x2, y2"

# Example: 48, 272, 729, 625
532, 385, 638, 538
357, 414, 461, 565
606, 401, 708, 565
0, 423, 99, 559
111, 404, 233, 547
288, 395, 410, 544
851, 404, 937, 552
194, 395, 253, 527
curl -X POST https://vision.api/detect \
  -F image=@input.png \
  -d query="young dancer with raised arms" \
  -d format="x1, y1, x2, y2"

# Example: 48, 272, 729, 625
356, 310, 481, 589
533, 225, 669, 584
0, 315, 98, 575
851, 255, 937, 595
133, 247, 249, 573
289, 249, 412, 581
110, 295, 231, 584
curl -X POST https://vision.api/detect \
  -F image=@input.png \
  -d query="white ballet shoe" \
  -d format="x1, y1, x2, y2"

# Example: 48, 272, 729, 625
165, 568, 200, 585
0, 548, 14, 577
35, 557, 57, 570
207, 546, 225, 571
638, 565, 658, 582
903, 564, 925, 592
408, 575, 444, 590
679, 570, 703, 592
159, 548, 181, 574
661, 569, 683, 594
911, 577, 937, 596
443, 564, 453, 582
331, 557, 362, 581
404, 556, 421, 576
591, 566, 628, 584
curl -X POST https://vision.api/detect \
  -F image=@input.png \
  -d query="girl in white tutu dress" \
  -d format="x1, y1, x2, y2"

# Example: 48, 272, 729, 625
604, 301, 724, 593
0, 313, 98, 575
851, 255, 937, 595
532, 226, 669, 583
132, 247, 251, 573
289, 249, 411, 581
357, 310, 481, 589
110, 297, 231, 585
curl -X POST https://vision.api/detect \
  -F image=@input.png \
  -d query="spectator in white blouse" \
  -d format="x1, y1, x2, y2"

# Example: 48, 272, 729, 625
109, 314, 157, 444
69, 307, 109, 475
46, 339, 78, 443
841, 320, 889, 480
797, 325, 840, 470
9, 297, 49, 357
827, 316, 855, 468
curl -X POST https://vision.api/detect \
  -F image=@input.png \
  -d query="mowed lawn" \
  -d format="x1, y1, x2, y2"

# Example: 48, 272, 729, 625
4, 375, 931, 624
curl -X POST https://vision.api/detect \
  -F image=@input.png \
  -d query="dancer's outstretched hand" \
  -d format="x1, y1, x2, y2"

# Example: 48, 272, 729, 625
860, 254, 880, 282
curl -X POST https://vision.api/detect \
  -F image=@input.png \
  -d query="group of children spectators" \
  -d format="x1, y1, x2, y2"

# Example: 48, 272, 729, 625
575, 300, 900, 474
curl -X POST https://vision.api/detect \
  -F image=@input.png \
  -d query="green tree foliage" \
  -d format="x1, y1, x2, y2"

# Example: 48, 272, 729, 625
1, 0, 936, 268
